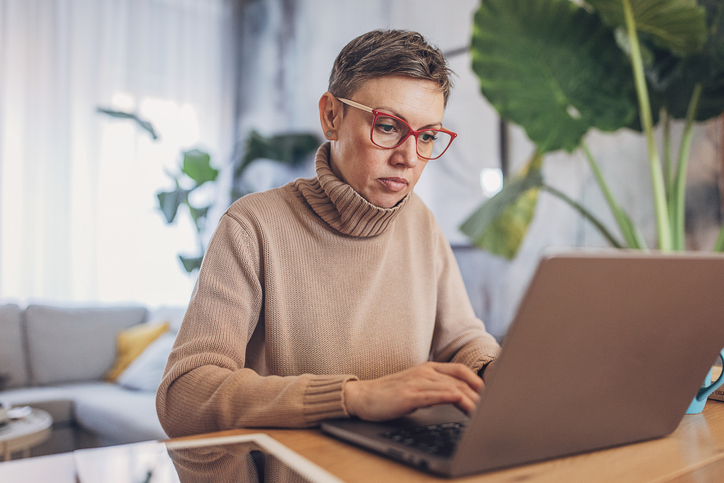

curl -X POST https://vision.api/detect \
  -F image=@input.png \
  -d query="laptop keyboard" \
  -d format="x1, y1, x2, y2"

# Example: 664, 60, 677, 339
381, 421, 466, 458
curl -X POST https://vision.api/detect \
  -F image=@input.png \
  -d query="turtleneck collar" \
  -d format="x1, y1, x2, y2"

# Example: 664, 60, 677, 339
294, 142, 410, 237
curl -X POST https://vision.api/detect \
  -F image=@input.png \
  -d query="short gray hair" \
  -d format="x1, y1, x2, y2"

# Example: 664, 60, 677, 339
328, 29, 454, 106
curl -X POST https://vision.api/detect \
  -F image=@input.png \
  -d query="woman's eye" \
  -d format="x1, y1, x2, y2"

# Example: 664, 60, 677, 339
420, 132, 438, 143
375, 116, 402, 135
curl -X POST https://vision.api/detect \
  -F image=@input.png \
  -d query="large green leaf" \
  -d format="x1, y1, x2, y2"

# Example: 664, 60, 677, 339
586, 0, 708, 55
182, 149, 218, 186
645, 0, 724, 121
460, 153, 544, 259
471, 0, 636, 154
235, 131, 320, 179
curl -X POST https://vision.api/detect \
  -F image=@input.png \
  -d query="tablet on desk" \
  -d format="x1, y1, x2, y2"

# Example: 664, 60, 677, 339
72, 433, 343, 483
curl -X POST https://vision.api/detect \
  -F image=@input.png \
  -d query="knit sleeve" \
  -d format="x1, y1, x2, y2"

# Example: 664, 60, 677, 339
428, 221, 501, 373
156, 212, 357, 437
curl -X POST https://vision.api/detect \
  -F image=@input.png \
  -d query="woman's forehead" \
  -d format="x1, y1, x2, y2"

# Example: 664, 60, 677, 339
352, 75, 445, 122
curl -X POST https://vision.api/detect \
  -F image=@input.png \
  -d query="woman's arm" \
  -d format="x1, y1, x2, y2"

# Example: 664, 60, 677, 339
429, 221, 501, 373
156, 214, 357, 437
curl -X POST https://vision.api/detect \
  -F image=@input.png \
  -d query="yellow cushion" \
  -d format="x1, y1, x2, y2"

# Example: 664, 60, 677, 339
105, 320, 170, 381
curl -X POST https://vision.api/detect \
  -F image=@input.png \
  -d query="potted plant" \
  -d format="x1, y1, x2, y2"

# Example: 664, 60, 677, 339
461, 0, 724, 258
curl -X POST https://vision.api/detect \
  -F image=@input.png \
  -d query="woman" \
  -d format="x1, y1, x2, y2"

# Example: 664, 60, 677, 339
157, 29, 500, 437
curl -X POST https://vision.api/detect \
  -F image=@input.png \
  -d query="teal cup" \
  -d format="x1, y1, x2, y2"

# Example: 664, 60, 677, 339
686, 348, 724, 415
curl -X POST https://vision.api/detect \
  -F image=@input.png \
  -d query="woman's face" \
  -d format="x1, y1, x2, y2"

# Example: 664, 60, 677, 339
320, 76, 445, 209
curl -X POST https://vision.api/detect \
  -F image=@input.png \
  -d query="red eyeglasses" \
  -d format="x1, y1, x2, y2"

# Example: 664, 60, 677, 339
337, 97, 457, 160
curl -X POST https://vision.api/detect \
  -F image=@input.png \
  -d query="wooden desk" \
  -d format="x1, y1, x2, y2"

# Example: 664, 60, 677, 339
1, 400, 722, 482
172, 399, 724, 482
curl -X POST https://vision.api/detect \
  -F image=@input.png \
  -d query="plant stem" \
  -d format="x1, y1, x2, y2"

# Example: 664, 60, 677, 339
714, 223, 724, 252
663, 111, 672, 197
671, 83, 703, 251
542, 184, 624, 249
622, 0, 672, 251
582, 142, 645, 249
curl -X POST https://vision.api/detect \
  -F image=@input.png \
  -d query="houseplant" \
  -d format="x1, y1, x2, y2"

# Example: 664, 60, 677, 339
461, 0, 724, 258
157, 148, 219, 272
156, 131, 319, 272
97, 107, 320, 272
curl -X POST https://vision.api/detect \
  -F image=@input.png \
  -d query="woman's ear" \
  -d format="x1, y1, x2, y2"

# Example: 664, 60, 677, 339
318, 92, 341, 140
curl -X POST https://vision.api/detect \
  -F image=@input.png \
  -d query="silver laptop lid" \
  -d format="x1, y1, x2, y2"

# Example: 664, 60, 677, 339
451, 251, 724, 476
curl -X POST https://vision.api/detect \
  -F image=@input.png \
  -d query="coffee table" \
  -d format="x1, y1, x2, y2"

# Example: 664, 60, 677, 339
0, 408, 53, 461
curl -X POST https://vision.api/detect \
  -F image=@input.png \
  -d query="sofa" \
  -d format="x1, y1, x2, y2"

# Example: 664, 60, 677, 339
0, 303, 186, 457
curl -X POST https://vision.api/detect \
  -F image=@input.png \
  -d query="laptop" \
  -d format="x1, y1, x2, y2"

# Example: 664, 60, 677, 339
321, 251, 724, 477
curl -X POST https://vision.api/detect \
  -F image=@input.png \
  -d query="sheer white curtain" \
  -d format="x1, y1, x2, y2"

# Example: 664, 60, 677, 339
0, 0, 234, 306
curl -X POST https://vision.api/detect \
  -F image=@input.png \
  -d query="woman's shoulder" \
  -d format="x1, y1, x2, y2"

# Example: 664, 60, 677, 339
225, 182, 300, 220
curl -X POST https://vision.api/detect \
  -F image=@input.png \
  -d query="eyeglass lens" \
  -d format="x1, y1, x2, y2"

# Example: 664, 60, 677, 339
372, 115, 452, 159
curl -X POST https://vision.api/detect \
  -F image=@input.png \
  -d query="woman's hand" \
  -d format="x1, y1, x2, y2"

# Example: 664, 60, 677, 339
343, 362, 484, 421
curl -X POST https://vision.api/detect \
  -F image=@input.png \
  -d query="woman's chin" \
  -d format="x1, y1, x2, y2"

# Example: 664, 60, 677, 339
364, 192, 407, 209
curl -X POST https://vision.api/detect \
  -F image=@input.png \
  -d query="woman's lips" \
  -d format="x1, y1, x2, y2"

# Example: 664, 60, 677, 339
378, 177, 408, 192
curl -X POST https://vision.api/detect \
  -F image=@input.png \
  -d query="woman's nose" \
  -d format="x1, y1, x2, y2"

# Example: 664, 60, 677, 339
392, 135, 419, 167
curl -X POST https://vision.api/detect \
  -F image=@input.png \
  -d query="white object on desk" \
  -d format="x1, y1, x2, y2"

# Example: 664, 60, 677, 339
0, 408, 53, 461
71, 434, 344, 483
167, 433, 345, 483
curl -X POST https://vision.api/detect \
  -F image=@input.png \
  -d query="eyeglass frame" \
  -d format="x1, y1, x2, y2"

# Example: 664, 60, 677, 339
336, 97, 457, 160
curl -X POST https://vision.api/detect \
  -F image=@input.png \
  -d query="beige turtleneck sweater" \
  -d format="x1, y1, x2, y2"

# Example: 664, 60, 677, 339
156, 143, 500, 437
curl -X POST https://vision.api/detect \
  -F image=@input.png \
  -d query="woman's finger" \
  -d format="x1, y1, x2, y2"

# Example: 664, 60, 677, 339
429, 362, 484, 392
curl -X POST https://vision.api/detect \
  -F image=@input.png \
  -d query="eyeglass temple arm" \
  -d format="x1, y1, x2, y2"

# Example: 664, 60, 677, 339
337, 98, 374, 113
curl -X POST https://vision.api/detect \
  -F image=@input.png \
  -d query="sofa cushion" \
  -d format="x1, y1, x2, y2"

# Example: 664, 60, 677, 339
117, 332, 176, 392
148, 306, 187, 333
0, 304, 29, 388
24, 305, 149, 385
70, 383, 168, 444
105, 320, 169, 381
